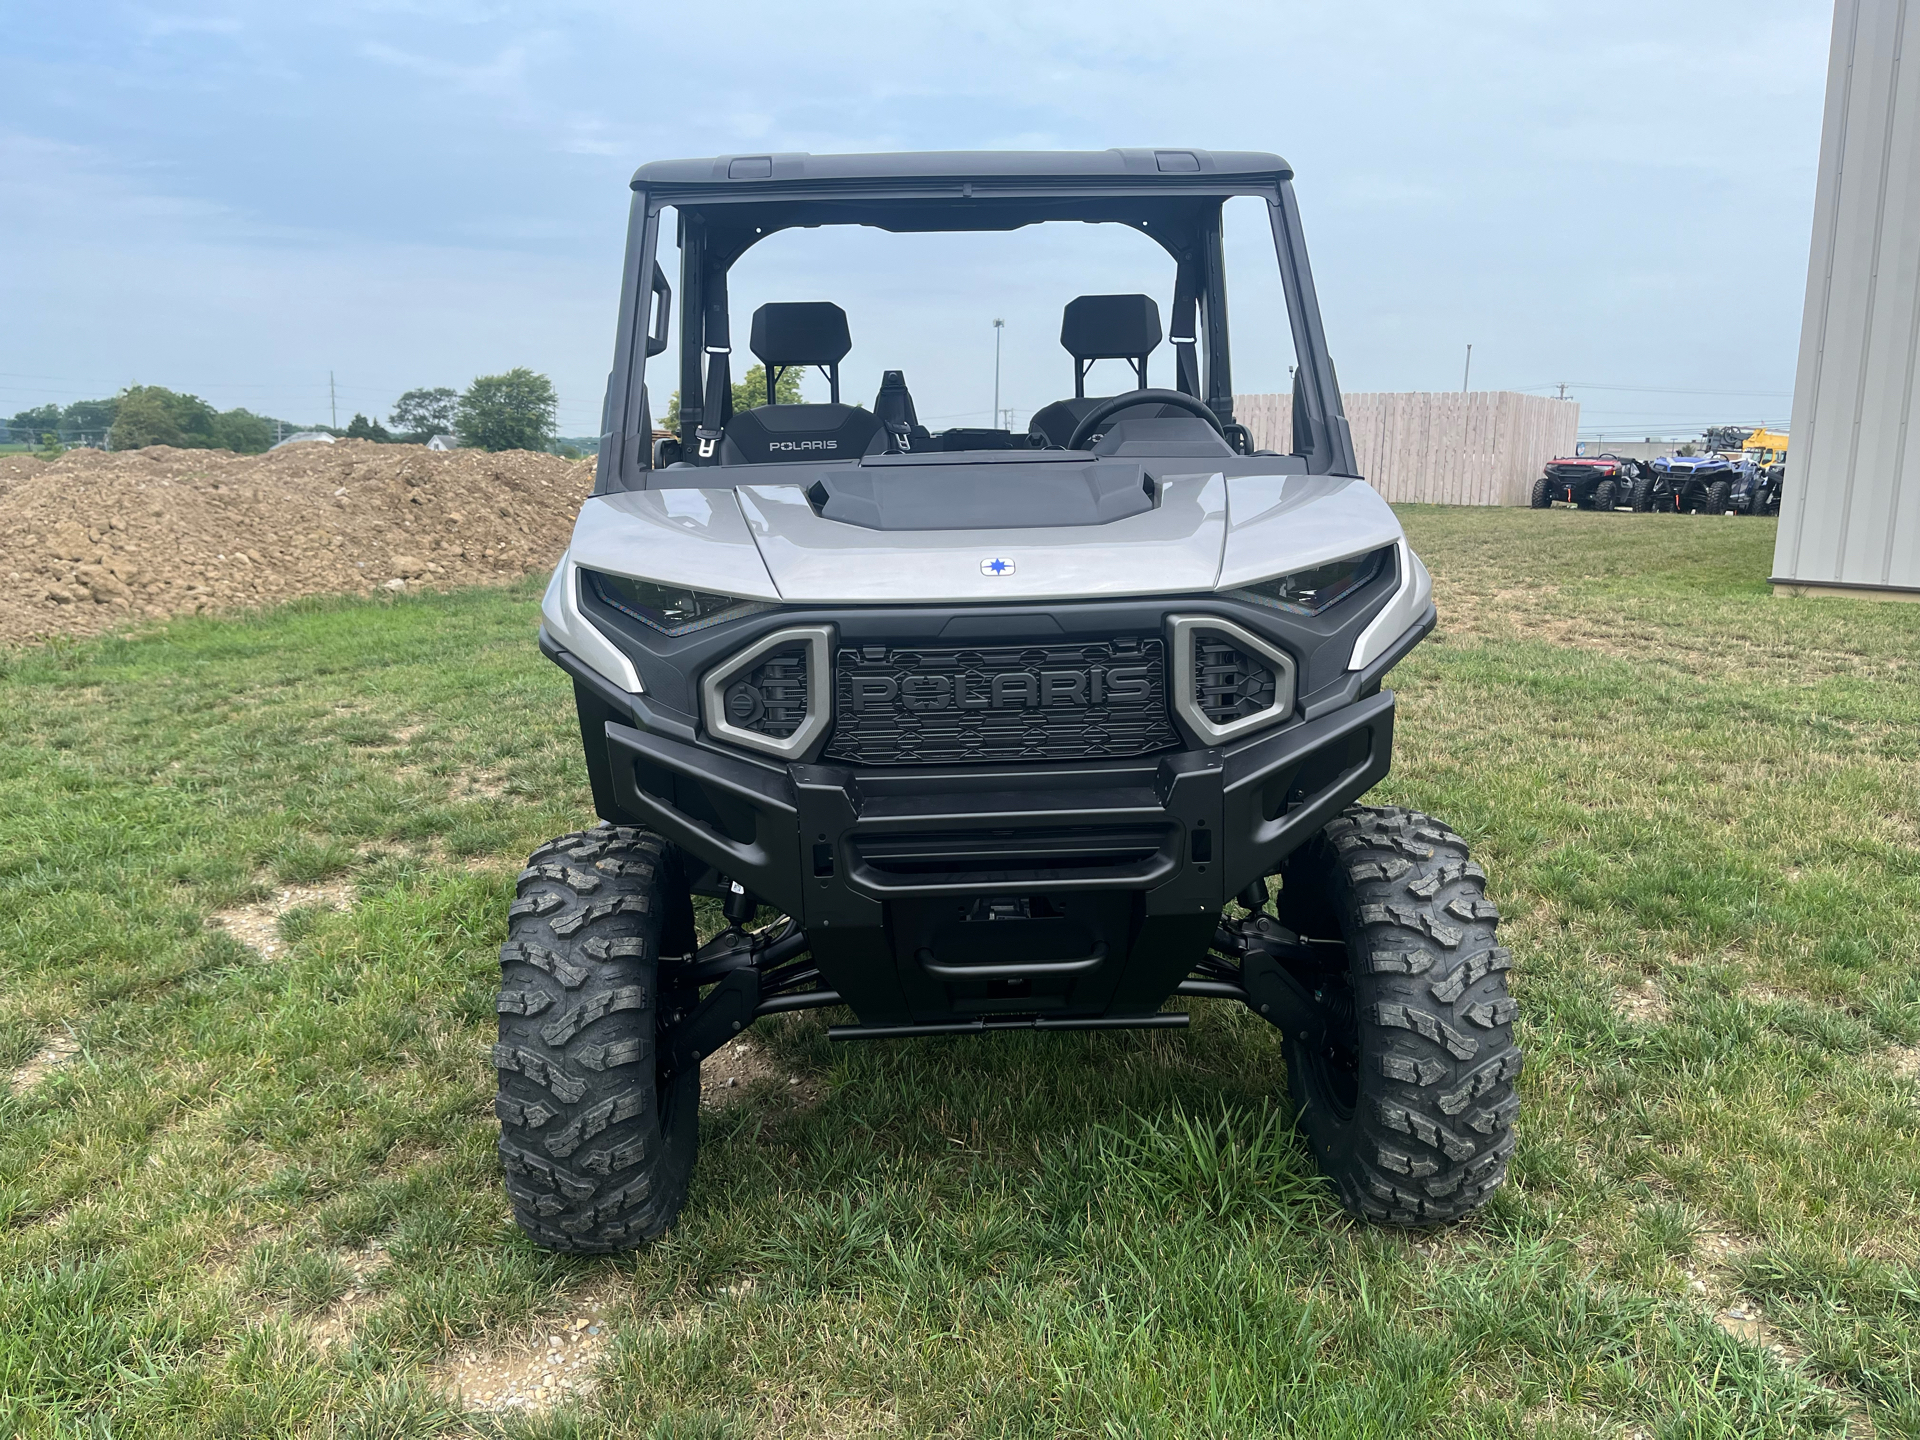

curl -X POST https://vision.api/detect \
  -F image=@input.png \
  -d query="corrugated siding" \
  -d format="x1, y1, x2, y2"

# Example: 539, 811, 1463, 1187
1774, 0, 1920, 591
1235, 391, 1580, 506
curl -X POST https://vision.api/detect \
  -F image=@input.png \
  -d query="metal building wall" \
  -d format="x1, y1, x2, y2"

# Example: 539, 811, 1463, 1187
1773, 0, 1920, 597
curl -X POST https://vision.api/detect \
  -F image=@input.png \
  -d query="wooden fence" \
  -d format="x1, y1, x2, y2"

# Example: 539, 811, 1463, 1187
1235, 391, 1580, 506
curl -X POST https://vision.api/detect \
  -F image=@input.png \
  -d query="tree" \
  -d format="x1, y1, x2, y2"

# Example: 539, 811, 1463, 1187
456, 368, 557, 453
60, 397, 118, 445
107, 386, 287, 453
345, 412, 393, 442
661, 363, 807, 435
212, 408, 279, 453
8, 404, 60, 445
390, 387, 457, 441
109, 388, 194, 450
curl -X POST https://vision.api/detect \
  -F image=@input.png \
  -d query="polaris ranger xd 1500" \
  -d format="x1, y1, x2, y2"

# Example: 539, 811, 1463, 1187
507, 149, 1522, 1249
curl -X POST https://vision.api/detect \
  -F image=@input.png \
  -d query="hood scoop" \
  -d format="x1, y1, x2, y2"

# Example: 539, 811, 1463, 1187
805, 460, 1155, 531
733, 474, 1227, 604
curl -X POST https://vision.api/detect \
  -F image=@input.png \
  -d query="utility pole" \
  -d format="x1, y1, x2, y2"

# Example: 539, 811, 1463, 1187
330, 371, 338, 430
992, 319, 1004, 430
1556, 381, 1569, 400
1461, 344, 1472, 394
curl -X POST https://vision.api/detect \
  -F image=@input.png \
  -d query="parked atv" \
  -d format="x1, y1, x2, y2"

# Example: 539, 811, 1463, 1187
1742, 429, 1788, 515
1648, 451, 1766, 514
1529, 454, 1653, 511
1745, 463, 1785, 516
504, 149, 1522, 1250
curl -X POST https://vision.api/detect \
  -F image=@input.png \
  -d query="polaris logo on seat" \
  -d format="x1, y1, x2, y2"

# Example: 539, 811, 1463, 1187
768, 439, 838, 451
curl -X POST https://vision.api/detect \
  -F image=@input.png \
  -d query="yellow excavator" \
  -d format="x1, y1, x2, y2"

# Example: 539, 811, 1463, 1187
1745, 427, 1789, 469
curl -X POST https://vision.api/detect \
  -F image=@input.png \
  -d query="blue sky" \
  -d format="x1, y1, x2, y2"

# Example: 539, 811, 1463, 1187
2, 1, 1832, 440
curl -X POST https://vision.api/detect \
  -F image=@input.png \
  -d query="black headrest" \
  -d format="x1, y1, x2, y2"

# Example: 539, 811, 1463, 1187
1061, 294, 1163, 361
750, 302, 851, 367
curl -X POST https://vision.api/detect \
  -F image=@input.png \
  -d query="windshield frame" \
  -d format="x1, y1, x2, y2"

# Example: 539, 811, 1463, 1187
594, 169, 1354, 493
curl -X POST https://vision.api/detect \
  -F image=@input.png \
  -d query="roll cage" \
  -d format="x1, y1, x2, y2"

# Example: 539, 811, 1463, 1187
592, 149, 1357, 495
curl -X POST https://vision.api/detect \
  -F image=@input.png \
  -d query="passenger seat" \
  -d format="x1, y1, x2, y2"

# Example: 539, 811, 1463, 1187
720, 302, 883, 464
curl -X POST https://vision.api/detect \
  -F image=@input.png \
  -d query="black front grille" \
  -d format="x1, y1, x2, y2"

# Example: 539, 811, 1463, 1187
720, 643, 811, 741
822, 637, 1180, 766
1193, 633, 1277, 727
1545, 463, 1611, 483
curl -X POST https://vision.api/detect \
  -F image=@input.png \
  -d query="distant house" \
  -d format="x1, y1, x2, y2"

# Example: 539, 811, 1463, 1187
426, 434, 458, 451
270, 432, 337, 450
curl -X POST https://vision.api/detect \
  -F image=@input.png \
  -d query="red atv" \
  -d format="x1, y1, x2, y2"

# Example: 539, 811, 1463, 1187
1529, 454, 1653, 512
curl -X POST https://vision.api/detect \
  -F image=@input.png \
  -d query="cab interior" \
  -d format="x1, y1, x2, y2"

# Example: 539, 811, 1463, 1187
636, 193, 1322, 482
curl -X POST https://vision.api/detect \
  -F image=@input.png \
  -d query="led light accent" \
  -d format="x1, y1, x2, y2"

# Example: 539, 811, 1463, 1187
1167, 616, 1297, 745
702, 626, 835, 759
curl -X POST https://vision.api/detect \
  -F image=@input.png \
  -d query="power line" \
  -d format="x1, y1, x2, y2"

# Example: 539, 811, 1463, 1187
1574, 408, 1793, 419
1512, 380, 1795, 398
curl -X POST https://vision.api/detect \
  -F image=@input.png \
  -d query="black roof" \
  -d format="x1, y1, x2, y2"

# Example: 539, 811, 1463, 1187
631, 148, 1291, 193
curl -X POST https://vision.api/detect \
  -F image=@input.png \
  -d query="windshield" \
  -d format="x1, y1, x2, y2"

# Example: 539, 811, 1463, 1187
593, 176, 1350, 490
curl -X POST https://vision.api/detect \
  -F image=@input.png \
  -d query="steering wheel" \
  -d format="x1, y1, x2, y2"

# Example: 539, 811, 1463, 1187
1067, 388, 1225, 451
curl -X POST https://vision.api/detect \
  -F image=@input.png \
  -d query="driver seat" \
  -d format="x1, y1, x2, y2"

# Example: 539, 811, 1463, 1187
1029, 294, 1185, 448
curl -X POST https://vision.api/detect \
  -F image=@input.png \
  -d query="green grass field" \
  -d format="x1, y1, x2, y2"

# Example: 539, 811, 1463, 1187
2, 509, 1917, 1438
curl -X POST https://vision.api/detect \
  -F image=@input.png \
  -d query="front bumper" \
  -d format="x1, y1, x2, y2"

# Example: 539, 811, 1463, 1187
593, 687, 1394, 1026
1545, 468, 1616, 501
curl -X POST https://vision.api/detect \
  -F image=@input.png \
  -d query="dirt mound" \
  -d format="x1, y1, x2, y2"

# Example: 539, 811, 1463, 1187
0, 442, 596, 646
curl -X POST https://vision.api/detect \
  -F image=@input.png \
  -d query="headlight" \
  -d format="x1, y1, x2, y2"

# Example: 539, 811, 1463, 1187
583, 569, 774, 636
1229, 547, 1387, 616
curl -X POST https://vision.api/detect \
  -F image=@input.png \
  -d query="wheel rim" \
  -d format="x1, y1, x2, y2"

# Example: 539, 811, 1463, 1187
657, 968, 704, 1157
1294, 941, 1362, 1120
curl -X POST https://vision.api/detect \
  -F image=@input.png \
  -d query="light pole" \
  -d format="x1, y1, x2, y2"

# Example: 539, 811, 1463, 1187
993, 318, 1004, 429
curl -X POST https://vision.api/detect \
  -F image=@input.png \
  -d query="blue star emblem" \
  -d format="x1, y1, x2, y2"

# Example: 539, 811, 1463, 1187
981, 557, 1015, 576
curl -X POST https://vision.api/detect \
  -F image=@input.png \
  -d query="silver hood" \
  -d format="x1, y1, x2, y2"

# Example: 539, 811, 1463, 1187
543, 471, 1430, 694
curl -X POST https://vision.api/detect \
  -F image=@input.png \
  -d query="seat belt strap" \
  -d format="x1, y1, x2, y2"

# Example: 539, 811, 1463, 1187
695, 346, 730, 460
1171, 291, 1200, 398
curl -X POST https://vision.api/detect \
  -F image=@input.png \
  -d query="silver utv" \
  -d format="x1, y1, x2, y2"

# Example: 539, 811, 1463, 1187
499, 150, 1521, 1250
